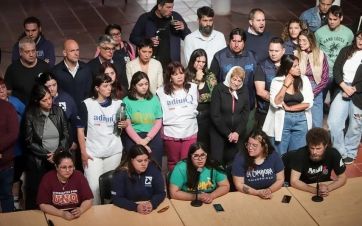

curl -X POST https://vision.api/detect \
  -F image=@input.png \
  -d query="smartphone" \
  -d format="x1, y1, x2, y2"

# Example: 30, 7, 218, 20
281, 195, 292, 203
213, 203, 224, 212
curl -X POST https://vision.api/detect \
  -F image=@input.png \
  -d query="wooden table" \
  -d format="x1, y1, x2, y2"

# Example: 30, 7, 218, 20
0, 210, 48, 226
170, 188, 317, 226
46, 199, 183, 226
288, 177, 362, 226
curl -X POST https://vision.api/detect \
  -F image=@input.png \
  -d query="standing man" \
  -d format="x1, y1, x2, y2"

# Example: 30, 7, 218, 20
12, 16, 55, 66
5, 37, 50, 104
87, 35, 128, 89
129, 0, 190, 69
245, 8, 274, 63
300, 0, 334, 32
254, 37, 285, 129
184, 6, 226, 67
53, 39, 93, 111
0, 99, 19, 212
315, 5, 354, 101
285, 128, 346, 196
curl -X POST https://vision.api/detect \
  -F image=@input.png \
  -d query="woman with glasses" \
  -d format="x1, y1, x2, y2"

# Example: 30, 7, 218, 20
232, 129, 284, 199
111, 145, 165, 214
169, 142, 229, 204
24, 84, 70, 209
37, 150, 93, 220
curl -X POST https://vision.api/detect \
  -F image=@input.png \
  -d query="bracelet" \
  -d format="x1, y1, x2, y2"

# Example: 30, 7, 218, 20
283, 84, 289, 88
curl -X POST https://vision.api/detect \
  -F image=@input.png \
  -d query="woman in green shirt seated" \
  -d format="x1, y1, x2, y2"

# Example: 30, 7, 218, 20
169, 142, 229, 203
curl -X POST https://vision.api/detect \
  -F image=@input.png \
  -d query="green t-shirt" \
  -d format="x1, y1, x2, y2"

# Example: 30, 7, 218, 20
123, 95, 162, 132
170, 161, 227, 193
315, 24, 354, 77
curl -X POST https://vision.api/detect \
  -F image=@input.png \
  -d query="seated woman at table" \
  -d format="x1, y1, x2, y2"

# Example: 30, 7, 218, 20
37, 150, 93, 221
111, 144, 166, 214
169, 142, 230, 204
232, 129, 284, 199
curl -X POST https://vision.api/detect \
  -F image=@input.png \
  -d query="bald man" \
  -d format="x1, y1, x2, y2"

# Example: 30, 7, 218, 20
52, 39, 92, 110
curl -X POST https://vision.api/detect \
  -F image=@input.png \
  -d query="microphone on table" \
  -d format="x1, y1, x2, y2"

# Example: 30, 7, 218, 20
312, 171, 324, 202
191, 167, 203, 207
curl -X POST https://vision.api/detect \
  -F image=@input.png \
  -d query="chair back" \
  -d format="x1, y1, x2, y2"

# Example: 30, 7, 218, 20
99, 170, 115, 204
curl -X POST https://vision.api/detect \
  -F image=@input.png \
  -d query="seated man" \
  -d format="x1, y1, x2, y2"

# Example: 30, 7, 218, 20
285, 128, 347, 197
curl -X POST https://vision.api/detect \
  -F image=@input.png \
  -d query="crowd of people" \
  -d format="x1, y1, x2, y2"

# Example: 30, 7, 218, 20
0, 0, 361, 220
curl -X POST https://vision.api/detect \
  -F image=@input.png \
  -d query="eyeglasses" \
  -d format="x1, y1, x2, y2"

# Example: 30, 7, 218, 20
192, 153, 207, 160
245, 142, 259, 149
110, 32, 121, 37
58, 165, 75, 171
100, 46, 115, 52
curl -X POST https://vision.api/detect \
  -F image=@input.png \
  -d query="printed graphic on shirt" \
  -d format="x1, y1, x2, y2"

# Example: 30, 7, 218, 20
166, 94, 194, 110
52, 190, 79, 206
186, 177, 214, 192
93, 114, 116, 127
132, 112, 155, 125
307, 165, 329, 177
58, 102, 67, 112
246, 168, 274, 182
145, 176, 152, 187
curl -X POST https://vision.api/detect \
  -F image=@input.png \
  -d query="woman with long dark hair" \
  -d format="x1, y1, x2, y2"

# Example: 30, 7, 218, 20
281, 19, 307, 55
123, 71, 163, 165
232, 129, 284, 199
77, 74, 125, 204
169, 142, 229, 204
185, 49, 217, 150
328, 30, 362, 164
100, 61, 126, 100
111, 145, 165, 214
156, 61, 198, 171
24, 84, 69, 209
263, 54, 313, 155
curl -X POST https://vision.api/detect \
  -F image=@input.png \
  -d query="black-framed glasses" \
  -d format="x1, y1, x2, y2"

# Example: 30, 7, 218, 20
192, 153, 207, 160
100, 46, 115, 52
245, 142, 259, 149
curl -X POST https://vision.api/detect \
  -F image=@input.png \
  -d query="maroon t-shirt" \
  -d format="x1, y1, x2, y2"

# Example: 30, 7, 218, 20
37, 170, 93, 209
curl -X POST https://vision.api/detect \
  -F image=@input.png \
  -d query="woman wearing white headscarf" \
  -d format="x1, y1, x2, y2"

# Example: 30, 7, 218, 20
210, 66, 250, 167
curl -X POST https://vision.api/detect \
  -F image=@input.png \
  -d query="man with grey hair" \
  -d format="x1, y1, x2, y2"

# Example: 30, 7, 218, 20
4, 36, 49, 104
87, 34, 127, 88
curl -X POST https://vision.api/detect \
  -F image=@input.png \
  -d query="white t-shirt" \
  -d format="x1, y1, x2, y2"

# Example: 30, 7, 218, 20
156, 83, 198, 138
343, 50, 362, 83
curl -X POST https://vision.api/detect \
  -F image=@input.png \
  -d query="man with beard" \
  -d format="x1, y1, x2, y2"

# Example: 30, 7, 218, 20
245, 8, 274, 63
254, 37, 285, 129
11, 16, 55, 66
286, 128, 346, 197
183, 6, 226, 67
129, 0, 190, 70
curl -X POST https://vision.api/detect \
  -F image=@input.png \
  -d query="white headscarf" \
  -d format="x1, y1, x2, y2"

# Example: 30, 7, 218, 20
223, 66, 244, 100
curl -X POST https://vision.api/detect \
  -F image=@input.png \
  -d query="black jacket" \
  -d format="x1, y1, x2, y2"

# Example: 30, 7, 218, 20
210, 83, 250, 138
24, 105, 70, 159
333, 45, 362, 109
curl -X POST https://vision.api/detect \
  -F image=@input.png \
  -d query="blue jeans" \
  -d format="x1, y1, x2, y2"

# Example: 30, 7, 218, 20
311, 81, 323, 128
328, 91, 362, 159
0, 167, 15, 212
274, 112, 308, 155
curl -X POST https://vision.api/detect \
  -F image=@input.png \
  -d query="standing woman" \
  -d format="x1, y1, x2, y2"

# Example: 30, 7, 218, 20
126, 39, 163, 94
77, 74, 125, 204
123, 71, 163, 165
156, 62, 198, 171
263, 54, 314, 156
296, 29, 329, 128
210, 66, 249, 167
100, 62, 127, 100
185, 49, 217, 150
328, 30, 362, 164
24, 84, 69, 209
111, 145, 165, 214
281, 19, 307, 55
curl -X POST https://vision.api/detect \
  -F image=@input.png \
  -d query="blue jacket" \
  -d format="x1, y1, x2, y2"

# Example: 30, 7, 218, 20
254, 58, 278, 114
210, 47, 257, 109
283, 39, 297, 55
52, 61, 92, 111
299, 6, 322, 32
111, 162, 166, 212
129, 6, 190, 63
12, 35, 55, 66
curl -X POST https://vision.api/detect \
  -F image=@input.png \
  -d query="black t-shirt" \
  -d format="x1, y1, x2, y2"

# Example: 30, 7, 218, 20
290, 146, 346, 184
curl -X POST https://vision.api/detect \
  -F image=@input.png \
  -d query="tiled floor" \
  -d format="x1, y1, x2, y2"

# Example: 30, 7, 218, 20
0, 0, 361, 177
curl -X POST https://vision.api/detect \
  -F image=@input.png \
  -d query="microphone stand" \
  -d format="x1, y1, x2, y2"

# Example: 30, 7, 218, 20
191, 168, 203, 207
311, 172, 323, 202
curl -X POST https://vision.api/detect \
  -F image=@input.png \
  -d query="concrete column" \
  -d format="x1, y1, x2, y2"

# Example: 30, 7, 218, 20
211, 0, 231, 16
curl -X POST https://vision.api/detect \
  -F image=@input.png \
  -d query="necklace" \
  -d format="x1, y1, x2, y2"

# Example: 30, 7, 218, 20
57, 174, 69, 191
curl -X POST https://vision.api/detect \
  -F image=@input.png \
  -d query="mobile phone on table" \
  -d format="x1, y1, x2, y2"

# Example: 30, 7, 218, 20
281, 195, 292, 203
213, 203, 224, 212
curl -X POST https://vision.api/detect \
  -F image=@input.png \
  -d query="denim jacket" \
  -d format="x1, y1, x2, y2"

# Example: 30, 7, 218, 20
299, 6, 321, 32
